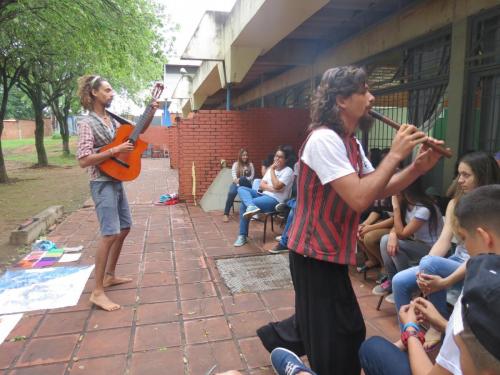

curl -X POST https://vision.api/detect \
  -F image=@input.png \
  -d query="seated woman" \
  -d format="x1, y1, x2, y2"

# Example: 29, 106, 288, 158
391, 151, 500, 348
357, 197, 393, 275
223, 148, 255, 222
372, 178, 443, 300
233, 146, 294, 247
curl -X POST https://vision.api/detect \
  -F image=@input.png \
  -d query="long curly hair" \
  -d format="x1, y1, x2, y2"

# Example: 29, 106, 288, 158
309, 66, 373, 135
77, 75, 106, 111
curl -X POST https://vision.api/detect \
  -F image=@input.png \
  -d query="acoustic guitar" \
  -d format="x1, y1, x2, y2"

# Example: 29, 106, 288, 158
98, 83, 164, 181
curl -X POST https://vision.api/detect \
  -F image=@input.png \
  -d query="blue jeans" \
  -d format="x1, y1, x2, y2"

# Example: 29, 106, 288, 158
392, 254, 464, 327
279, 198, 296, 247
359, 336, 411, 375
238, 186, 278, 236
224, 183, 238, 215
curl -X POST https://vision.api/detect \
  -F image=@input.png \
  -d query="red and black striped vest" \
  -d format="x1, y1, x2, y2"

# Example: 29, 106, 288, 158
288, 129, 363, 265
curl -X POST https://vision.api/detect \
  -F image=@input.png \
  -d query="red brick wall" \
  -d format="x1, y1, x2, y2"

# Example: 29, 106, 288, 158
176, 108, 310, 203
1, 119, 52, 140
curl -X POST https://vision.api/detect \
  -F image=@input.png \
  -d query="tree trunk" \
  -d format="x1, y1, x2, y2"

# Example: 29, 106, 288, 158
55, 110, 70, 156
33, 89, 48, 166
0, 79, 10, 182
60, 96, 71, 156
0, 138, 8, 183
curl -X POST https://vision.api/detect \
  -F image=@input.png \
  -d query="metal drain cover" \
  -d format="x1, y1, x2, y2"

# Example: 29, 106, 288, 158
216, 254, 292, 294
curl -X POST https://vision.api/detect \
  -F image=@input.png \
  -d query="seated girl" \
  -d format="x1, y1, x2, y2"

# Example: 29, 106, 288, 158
233, 146, 294, 247
223, 148, 255, 222
372, 178, 443, 300
357, 196, 393, 276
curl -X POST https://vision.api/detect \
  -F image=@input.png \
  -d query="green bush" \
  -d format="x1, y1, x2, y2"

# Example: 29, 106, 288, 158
51, 133, 62, 140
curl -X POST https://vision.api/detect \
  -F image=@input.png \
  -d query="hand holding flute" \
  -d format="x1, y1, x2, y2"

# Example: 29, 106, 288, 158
368, 109, 452, 175
369, 109, 453, 158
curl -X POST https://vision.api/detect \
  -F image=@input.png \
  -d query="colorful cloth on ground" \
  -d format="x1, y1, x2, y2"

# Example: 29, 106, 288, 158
16, 245, 64, 268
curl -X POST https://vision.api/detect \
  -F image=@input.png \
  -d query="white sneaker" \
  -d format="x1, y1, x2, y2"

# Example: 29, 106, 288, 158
243, 205, 261, 220
384, 293, 395, 304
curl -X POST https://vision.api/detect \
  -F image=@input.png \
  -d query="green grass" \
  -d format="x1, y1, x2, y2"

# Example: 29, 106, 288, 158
2, 136, 79, 167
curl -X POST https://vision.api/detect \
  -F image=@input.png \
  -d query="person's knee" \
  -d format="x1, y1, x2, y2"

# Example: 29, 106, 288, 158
392, 268, 416, 293
418, 255, 435, 272
119, 227, 130, 238
101, 233, 120, 244
359, 336, 385, 363
359, 336, 380, 367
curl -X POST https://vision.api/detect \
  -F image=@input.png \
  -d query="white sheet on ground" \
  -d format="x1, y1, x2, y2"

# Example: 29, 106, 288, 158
0, 313, 23, 344
59, 253, 82, 263
0, 265, 94, 314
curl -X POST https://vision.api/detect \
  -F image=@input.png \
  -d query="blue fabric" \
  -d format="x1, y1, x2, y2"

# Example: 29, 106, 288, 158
252, 178, 261, 191
162, 102, 172, 127
392, 254, 464, 327
237, 186, 278, 236
224, 183, 239, 215
279, 198, 296, 247
359, 336, 411, 375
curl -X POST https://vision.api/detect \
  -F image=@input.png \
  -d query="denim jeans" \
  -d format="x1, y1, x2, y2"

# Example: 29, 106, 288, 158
238, 186, 278, 236
224, 183, 238, 215
279, 198, 296, 247
359, 336, 411, 375
392, 254, 465, 326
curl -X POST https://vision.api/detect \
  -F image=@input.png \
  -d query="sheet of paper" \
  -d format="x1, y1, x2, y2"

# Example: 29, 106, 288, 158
0, 313, 23, 344
0, 266, 95, 314
59, 253, 82, 263
63, 246, 83, 253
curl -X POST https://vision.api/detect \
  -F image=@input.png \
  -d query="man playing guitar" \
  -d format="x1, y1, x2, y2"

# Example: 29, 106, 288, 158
76, 75, 157, 311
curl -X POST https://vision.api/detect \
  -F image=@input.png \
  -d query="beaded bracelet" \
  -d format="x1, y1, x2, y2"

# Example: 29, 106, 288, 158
401, 330, 425, 347
403, 322, 420, 332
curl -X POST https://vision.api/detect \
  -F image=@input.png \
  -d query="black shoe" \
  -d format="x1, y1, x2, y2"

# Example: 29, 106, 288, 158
269, 243, 288, 254
275, 202, 288, 213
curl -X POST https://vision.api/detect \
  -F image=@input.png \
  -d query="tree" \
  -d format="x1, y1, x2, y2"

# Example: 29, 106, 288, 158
17, 62, 50, 166
0, 28, 24, 182
4, 85, 33, 119
0, 0, 168, 175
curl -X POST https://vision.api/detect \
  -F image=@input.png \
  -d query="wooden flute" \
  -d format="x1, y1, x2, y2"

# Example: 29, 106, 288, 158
368, 109, 453, 158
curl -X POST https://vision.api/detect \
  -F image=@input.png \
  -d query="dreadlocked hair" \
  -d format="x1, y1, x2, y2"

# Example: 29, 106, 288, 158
77, 75, 105, 111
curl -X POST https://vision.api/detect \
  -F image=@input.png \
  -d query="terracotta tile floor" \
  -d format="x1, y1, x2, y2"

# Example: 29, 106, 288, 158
1, 159, 399, 374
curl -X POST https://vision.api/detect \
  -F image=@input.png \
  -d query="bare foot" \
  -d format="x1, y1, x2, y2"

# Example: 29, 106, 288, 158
90, 291, 120, 311
103, 274, 132, 288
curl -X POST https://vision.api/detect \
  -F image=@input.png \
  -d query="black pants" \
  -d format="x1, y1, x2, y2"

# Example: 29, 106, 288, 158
289, 251, 366, 375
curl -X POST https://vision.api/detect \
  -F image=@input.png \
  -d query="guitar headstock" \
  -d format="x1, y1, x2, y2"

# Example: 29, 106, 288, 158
151, 82, 164, 99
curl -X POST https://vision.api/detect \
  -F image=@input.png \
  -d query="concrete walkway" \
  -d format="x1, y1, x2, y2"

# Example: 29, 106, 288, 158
0, 159, 399, 375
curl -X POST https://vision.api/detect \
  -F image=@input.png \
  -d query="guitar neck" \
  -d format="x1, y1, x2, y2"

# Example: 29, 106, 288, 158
129, 100, 156, 142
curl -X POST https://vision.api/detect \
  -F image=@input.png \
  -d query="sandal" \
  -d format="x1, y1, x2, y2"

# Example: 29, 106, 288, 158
423, 326, 442, 353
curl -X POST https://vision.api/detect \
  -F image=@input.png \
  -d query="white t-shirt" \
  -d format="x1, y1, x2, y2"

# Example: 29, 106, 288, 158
405, 204, 443, 245
262, 166, 294, 203
301, 127, 374, 185
436, 295, 463, 375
